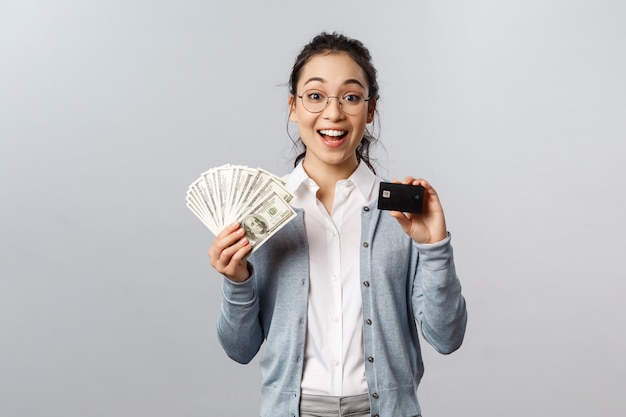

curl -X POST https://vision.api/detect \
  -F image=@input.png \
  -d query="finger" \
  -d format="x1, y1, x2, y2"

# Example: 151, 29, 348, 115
391, 177, 418, 185
209, 227, 245, 268
401, 177, 430, 188
391, 177, 427, 189
230, 239, 252, 265
220, 236, 250, 263
219, 238, 252, 280
211, 236, 249, 275
213, 225, 245, 253
389, 210, 411, 232
215, 221, 242, 239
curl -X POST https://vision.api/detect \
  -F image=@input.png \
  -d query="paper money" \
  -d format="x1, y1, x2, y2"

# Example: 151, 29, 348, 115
186, 165, 296, 253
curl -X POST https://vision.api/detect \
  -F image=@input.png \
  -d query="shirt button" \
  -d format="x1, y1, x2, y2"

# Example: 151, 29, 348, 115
363, 206, 370, 212
368, 356, 374, 363
372, 392, 379, 398
333, 360, 340, 367
362, 242, 369, 248
363, 281, 370, 287
366, 319, 372, 325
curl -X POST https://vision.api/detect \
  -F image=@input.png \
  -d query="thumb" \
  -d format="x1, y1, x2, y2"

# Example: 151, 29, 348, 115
389, 210, 411, 233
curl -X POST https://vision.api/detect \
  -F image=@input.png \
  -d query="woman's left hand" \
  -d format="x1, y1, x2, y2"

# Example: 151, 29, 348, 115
389, 177, 448, 244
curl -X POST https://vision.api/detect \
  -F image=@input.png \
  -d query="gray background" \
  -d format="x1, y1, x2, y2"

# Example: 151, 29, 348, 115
1, 0, 624, 416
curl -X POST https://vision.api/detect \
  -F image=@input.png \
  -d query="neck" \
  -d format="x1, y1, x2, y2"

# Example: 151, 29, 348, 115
302, 158, 359, 215
302, 158, 359, 192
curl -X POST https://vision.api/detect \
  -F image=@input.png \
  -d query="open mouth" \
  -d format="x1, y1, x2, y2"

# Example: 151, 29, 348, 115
318, 129, 347, 140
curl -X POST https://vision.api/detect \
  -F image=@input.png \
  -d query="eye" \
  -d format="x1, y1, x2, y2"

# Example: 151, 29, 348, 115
343, 93, 363, 103
306, 91, 326, 102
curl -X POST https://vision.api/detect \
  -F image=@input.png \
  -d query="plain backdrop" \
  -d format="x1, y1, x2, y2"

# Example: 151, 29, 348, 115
1, 1, 625, 416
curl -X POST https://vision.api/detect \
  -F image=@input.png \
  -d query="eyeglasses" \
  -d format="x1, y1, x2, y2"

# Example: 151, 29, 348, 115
297, 89, 370, 116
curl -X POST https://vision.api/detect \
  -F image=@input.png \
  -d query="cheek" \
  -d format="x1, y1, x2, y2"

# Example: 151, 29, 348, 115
293, 108, 317, 131
290, 104, 312, 125
352, 115, 370, 133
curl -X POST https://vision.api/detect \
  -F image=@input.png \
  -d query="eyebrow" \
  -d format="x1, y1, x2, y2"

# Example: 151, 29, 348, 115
303, 77, 366, 89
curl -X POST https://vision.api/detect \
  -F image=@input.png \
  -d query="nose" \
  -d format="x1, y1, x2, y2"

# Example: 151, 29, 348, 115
323, 96, 344, 119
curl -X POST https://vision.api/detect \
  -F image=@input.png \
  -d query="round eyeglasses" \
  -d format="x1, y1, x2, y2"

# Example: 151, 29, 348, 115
297, 89, 370, 116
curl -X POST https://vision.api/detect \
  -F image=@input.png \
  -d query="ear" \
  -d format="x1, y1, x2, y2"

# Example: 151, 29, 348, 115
366, 98, 377, 123
289, 95, 298, 122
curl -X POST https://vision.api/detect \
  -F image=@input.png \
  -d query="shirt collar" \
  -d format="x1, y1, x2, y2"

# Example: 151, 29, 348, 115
285, 160, 378, 202
284, 161, 313, 195
345, 160, 378, 202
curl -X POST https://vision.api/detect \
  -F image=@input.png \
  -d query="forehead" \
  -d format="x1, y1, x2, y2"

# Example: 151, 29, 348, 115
298, 52, 368, 91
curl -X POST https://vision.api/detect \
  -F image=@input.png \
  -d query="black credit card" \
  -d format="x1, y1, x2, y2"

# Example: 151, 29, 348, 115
377, 182, 425, 213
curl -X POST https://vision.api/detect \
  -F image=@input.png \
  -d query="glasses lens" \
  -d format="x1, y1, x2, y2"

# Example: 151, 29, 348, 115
341, 93, 365, 115
300, 90, 324, 113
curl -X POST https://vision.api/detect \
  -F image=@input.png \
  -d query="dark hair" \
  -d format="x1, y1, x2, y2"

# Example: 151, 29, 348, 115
288, 32, 380, 173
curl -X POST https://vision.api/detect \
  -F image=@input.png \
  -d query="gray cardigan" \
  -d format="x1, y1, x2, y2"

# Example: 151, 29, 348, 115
217, 202, 467, 417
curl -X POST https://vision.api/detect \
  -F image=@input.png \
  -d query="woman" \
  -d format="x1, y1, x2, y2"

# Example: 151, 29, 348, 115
209, 32, 467, 417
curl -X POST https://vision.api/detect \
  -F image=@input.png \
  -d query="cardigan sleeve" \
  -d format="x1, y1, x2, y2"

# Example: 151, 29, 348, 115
411, 233, 468, 354
216, 271, 264, 364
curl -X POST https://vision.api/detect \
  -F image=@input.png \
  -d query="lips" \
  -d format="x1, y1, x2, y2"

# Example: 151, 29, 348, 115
318, 129, 347, 146
317, 129, 348, 148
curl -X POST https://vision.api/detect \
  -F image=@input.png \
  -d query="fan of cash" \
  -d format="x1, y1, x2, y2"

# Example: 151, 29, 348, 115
186, 164, 296, 253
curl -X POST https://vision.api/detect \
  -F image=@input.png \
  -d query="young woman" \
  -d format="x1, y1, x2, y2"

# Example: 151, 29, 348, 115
208, 32, 467, 417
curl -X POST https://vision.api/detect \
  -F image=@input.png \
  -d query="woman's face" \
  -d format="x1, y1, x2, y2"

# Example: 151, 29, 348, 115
289, 52, 375, 175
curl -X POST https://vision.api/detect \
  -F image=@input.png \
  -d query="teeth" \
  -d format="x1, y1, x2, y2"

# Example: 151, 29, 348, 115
319, 129, 346, 137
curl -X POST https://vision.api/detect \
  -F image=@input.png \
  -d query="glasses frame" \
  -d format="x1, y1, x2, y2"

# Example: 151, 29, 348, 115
296, 90, 371, 116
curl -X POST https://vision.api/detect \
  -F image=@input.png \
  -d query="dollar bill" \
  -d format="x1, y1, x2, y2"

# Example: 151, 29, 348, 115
238, 190, 296, 253
185, 165, 296, 247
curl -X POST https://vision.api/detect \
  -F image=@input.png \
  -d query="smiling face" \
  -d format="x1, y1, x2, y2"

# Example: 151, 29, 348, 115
289, 52, 376, 177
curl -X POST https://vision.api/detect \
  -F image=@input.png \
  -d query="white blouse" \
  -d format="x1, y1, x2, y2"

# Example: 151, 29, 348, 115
284, 161, 379, 396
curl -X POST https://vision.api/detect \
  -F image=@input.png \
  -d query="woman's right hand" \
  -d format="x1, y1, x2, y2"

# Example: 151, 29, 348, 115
208, 221, 252, 283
